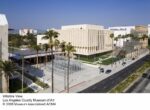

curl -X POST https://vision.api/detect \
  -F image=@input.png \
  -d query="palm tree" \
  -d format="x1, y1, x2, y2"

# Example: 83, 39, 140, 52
0, 60, 18, 93
32, 45, 41, 68
60, 41, 66, 56
114, 37, 119, 66
117, 35, 122, 47
110, 33, 114, 67
131, 35, 139, 58
65, 42, 76, 93
25, 32, 37, 46
54, 39, 60, 52
42, 30, 59, 93
43, 44, 49, 66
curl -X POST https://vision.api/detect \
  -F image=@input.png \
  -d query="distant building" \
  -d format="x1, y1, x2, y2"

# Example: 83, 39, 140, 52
19, 29, 37, 36
109, 26, 135, 47
132, 25, 148, 37
148, 24, 150, 37
132, 25, 148, 48
37, 24, 113, 56
0, 14, 8, 93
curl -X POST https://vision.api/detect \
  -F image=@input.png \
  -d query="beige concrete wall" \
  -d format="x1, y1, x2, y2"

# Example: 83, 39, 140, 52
0, 14, 8, 61
37, 25, 113, 56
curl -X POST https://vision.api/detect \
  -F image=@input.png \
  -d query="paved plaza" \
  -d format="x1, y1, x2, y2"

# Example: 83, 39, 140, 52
25, 49, 149, 93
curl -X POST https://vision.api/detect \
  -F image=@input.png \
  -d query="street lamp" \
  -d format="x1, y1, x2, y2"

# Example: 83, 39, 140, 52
21, 55, 24, 93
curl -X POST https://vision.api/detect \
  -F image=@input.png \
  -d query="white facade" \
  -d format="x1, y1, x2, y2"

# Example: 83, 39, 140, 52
0, 14, 8, 61
148, 24, 150, 37
37, 35, 49, 45
38, 24, 113, 56
109, 26, 135, 47
19, 29, 37, 36
0, 14, 8, 93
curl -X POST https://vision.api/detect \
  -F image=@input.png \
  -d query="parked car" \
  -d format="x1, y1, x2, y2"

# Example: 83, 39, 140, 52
105, 69, 112, 74
132, 58, 135, 60
100, 68, 104, 73
122, 62, 126, 66
148, 75, 150, 79
142, 73, 148, 78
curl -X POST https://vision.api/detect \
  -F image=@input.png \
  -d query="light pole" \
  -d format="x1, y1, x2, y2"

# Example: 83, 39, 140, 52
21, 55, 24, 93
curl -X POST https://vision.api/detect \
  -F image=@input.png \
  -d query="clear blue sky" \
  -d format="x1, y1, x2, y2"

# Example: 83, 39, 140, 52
0, 0, 150, 29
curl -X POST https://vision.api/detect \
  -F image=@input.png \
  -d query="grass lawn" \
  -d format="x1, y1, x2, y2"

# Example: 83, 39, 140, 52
101, 57, 122, 65
76, 51, 112, 63
9, 78, 34, 93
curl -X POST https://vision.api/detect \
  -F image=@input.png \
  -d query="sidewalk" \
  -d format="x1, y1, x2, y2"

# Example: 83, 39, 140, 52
66, 51, 149, 93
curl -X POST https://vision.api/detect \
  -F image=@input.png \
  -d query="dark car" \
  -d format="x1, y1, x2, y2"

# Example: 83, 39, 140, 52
132, 58, 135, 60
142, 73, 148, 78
100, 68, 104, 73
105, 69, 112, 74
148, 75, 150, 79
122, 62, 126, 66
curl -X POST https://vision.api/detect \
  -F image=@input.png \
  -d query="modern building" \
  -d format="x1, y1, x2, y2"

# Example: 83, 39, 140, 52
19, 29, 37, 36
132, 25, 148, 37
37, 24, 113, 56
131, 25, 148, 48
0, 14, 8, 93
109, 26, 135, 47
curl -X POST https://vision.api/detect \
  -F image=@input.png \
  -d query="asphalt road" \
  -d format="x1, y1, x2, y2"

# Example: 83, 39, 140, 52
79, 55, 150, 93
126, 69, 150, 93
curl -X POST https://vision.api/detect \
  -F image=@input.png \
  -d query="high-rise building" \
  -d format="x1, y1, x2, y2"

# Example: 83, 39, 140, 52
0, 14, 8, 93
37, 24, 113, 56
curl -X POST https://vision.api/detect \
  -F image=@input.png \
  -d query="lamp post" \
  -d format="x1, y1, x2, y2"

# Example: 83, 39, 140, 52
21, 55, 24, 93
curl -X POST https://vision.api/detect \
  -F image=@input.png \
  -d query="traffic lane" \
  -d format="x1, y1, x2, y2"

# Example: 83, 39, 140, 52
79, 55, 150, 93
127, 69, 150, 93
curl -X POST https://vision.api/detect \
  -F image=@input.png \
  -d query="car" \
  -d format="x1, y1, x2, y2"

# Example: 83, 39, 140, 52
100, 68, 104, 73
122, 62, 126, 66
132, 58, 135, 60
105, 69, 112, 74
148, 75, 150, 79
142, 73, 148, 78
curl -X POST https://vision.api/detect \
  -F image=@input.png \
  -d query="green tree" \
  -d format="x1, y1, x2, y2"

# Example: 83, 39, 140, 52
0, 60, 18, 93
110, 33, 114, 66
54, 39, 60, 52
43, 44, 49, 66
65, 42, 76, 93
25, 33, 37, 46
32, 45, 41, 68
60, 41, 66, 56
42, 30, 59, 93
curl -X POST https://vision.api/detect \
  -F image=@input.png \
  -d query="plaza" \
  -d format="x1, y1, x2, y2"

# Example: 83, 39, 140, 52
20, 48, 149, 93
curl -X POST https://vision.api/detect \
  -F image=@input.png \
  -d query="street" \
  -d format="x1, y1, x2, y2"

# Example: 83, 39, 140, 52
79, 55, 150, 93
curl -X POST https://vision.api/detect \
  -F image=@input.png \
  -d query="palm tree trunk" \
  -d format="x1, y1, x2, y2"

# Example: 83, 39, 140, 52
37, 51, 39, 68
51, 47, 54, 93
67, 53, 70, 93
64, 70, 66, 90
111, 40, 114, 67
45, 51, 48, 66
7, 75, 9, 93
22, 56, 24, 93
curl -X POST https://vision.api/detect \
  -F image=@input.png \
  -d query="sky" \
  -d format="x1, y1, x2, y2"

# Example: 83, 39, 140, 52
0, 0, 150, 30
